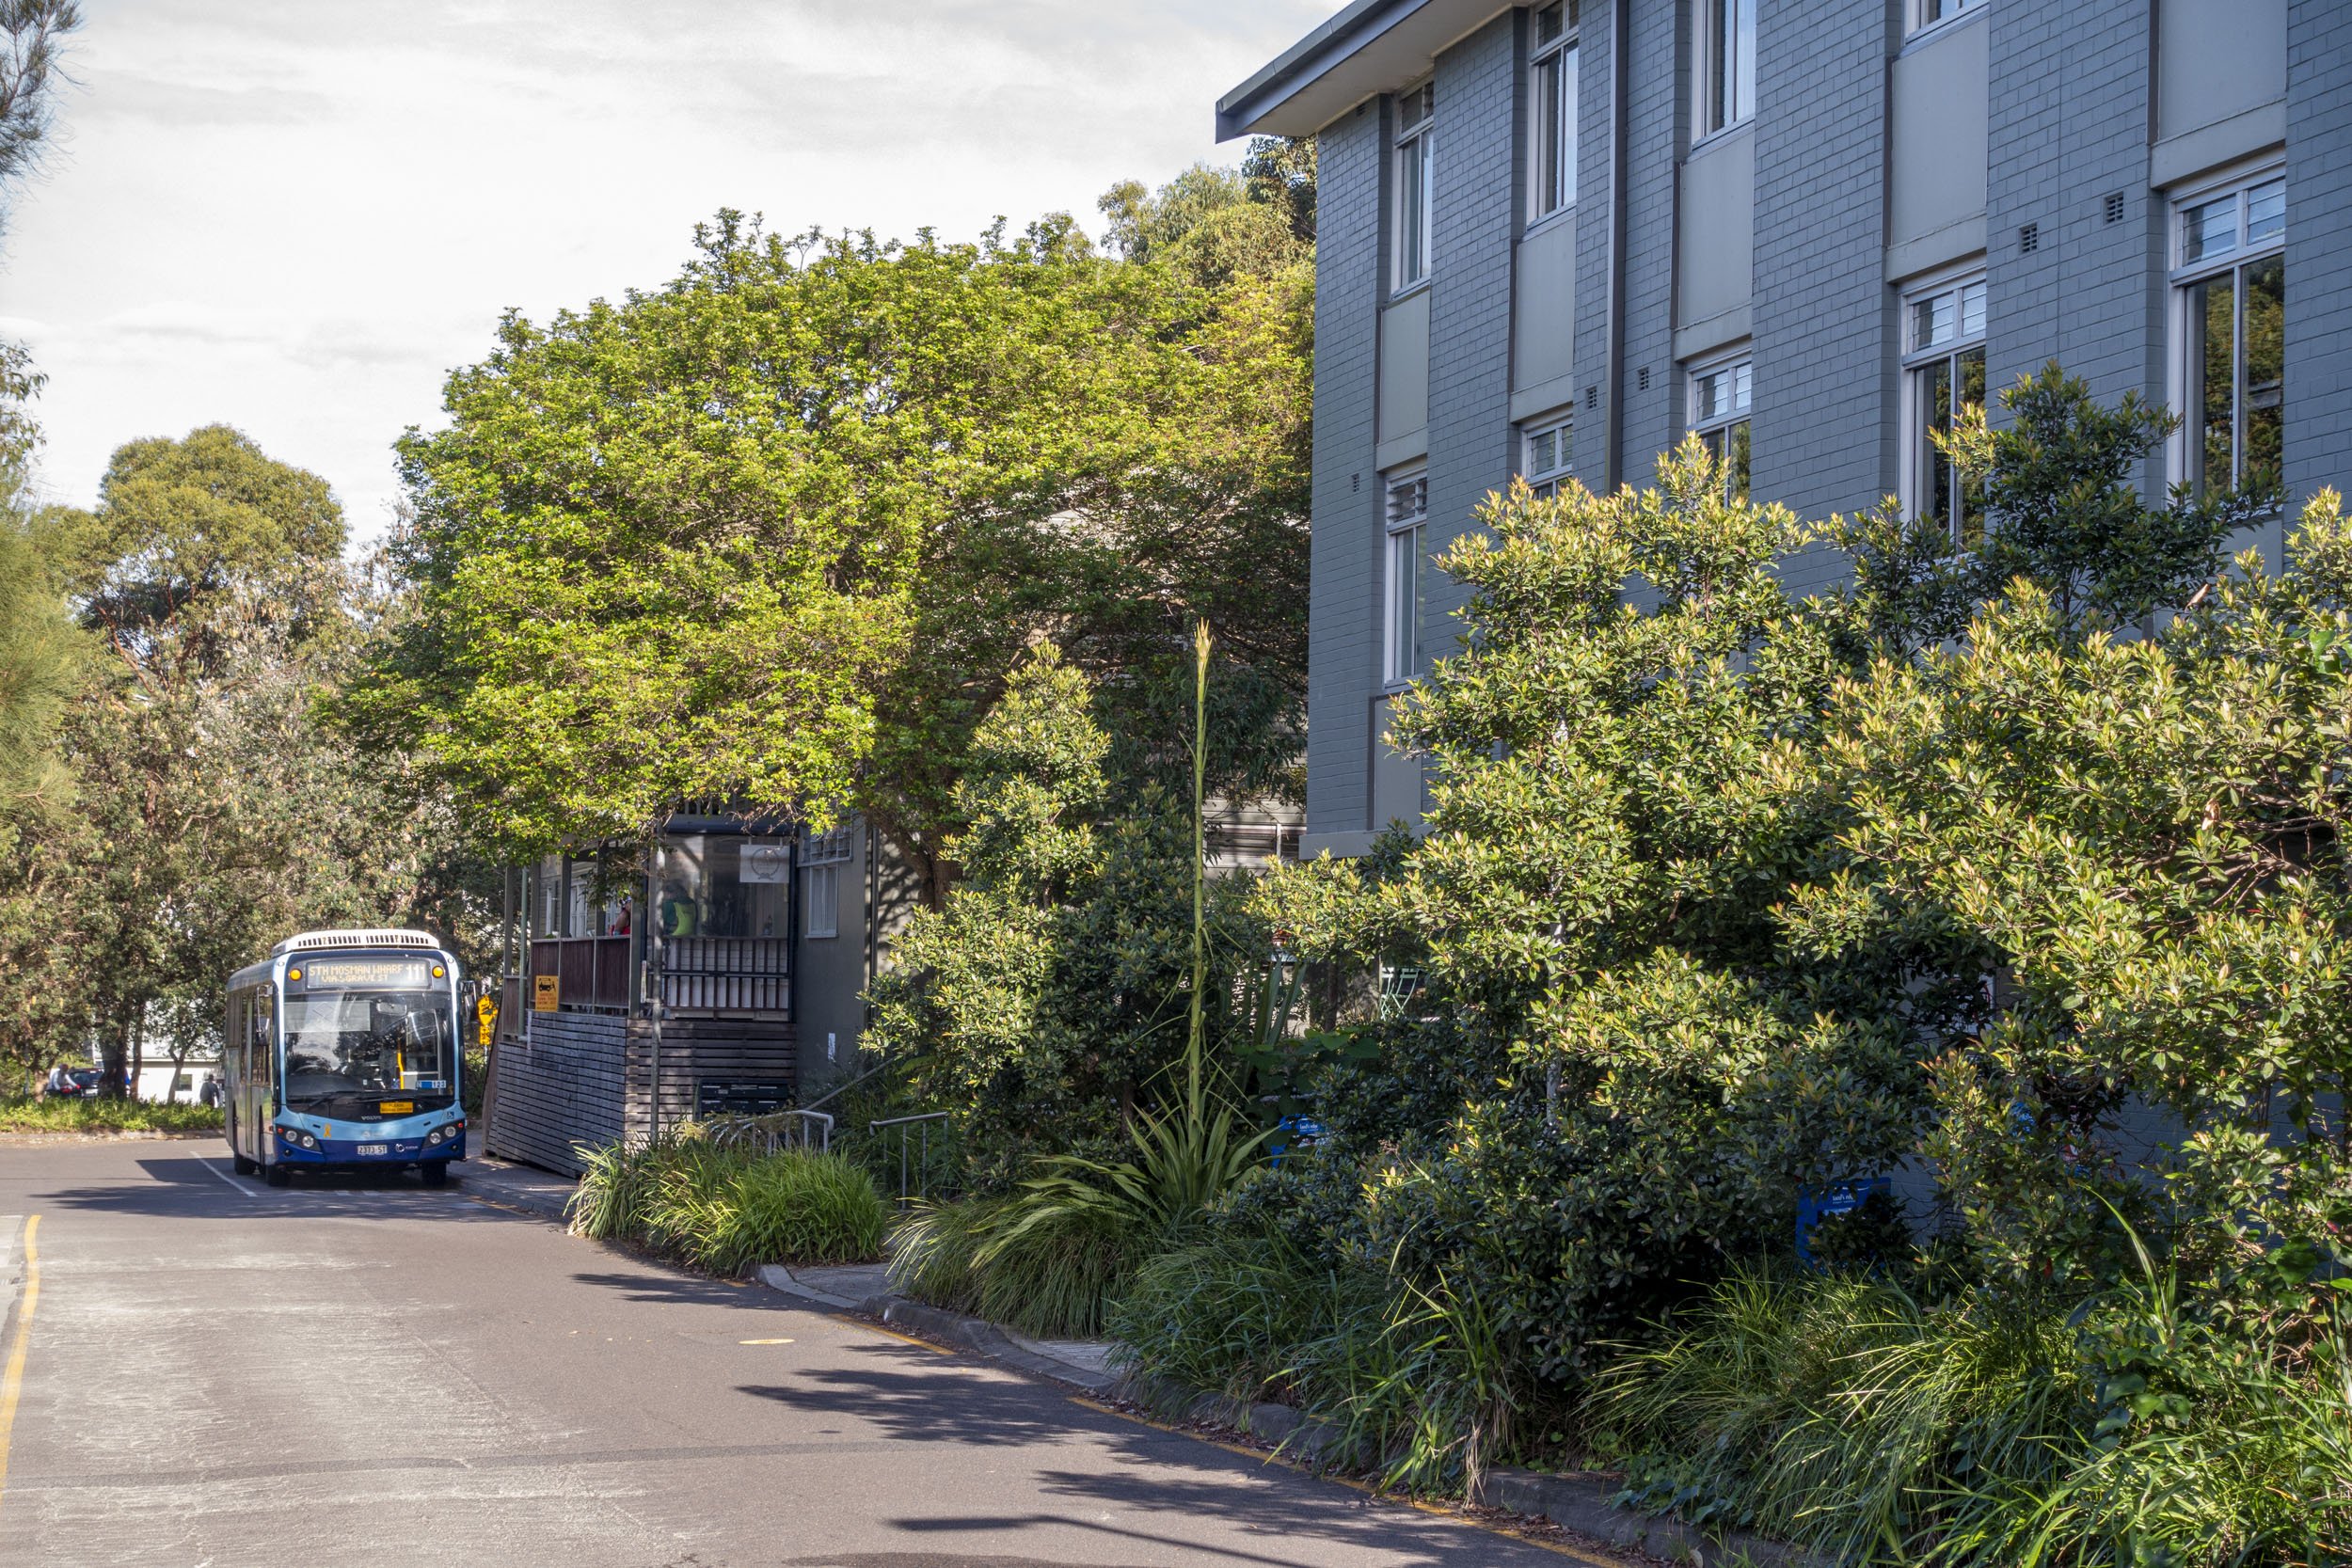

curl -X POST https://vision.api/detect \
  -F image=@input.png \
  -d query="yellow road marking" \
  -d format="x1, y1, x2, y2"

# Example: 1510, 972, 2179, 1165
830, 1314, 947, 1353
0, 1215, 41, 1524
1062, 1393, 1624, 1566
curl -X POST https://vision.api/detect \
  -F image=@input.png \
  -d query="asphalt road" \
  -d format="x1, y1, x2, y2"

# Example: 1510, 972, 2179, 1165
0, 1139, 1579, 1568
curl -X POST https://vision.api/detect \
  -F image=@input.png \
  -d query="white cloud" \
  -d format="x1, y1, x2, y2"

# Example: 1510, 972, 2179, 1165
0, 0, 1341, 543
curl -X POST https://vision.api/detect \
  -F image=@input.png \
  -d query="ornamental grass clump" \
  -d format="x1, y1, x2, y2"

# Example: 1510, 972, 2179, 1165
568, 1131, 889, 1274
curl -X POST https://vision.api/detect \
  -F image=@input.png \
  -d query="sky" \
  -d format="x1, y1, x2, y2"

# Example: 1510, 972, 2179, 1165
0, 0, 1341, 546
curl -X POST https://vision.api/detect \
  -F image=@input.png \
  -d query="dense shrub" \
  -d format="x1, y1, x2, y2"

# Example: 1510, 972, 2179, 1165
1596, 1263, 2352, 1566
1111, 1195, 1541, 1492
866, 644, 1277, 1193
569, 1131, 890, 1274
892, 1194, 1144, 1339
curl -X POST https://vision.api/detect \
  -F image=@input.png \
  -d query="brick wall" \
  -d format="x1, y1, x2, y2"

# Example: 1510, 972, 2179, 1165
1305, 102, 1382, 841
2287, 0, 2352, 505
1422, 12, 1523, 645
1753, 0, 1899, 599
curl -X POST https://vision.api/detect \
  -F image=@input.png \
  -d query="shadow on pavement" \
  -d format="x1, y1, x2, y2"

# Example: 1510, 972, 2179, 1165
743, 1363, 1518, 1566
34, 1155, 529, 1225
567, 1267, 800, 1312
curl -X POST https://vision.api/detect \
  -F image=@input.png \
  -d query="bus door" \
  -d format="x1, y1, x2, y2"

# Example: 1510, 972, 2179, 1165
246, 987, 275, 1161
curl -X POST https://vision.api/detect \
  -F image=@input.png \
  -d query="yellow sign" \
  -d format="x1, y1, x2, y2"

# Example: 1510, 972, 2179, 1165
532, 974, 560, 1012
380, 1101, 413, 1115
475, 993, 499, 1046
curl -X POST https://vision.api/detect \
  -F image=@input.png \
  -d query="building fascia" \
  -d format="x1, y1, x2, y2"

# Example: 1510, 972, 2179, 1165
1216, 0, 1515, 140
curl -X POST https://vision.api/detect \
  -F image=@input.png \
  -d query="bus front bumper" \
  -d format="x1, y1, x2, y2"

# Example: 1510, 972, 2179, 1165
275, 1132, 466, 1164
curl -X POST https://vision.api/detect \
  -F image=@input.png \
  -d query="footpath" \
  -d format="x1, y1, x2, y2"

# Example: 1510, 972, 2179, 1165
454, 1154, 1821, 1568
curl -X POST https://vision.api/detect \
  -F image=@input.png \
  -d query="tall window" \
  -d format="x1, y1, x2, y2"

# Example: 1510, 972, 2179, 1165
1689, 356, 1752, 500
1903, 275, 1987, 549
800, 828, 852, 940
1523, 417, 1573, 499
2174, 173, 2284, 499
1696, 0, 1756, 137
1530, 3, 1579, 223
1393, 81, 1436, 292
1383, 471, 1428, 685
1913, 0, 1980, 30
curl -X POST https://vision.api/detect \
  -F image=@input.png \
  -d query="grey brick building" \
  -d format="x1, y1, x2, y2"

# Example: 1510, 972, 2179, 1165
1220, 0, 2337, 858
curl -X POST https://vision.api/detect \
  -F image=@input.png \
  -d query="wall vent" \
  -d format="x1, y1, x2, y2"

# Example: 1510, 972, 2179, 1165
2019, 222, 2040, 255
2104, 191, 2125, 225
1584, 384, 1598, 409
1352, 472, 1360, 493
1637, 366, 1651, 391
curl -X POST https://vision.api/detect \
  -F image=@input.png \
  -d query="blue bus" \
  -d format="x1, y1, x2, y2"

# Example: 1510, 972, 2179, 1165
224, 928, 468, 1188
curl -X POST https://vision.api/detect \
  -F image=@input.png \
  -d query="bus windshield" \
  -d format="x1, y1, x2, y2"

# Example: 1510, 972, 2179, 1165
282, 989, 456, 1114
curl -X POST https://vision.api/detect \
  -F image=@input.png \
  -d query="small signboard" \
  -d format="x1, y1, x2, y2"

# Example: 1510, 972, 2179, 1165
532, 974, 560, 1012
475, 994, 499, 1046
739, 842, 790, 884
1795, 1176, 1892, 1265
696, 1079, 793, 1117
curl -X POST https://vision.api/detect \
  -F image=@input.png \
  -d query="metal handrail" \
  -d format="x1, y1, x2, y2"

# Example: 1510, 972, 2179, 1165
867, 1111, 949, 1207
783, 1109, 834, 1152
799, 1056, 891, 1116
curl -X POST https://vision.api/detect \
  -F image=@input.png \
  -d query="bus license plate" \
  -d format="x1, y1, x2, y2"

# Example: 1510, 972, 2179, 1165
358, 1143, 389, 1156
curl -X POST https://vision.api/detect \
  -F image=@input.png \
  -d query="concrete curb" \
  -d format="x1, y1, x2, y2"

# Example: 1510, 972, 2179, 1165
1468, 1468, 1832, 1568
749, 1266, 1126, 1395
453, 1160, 578, 1224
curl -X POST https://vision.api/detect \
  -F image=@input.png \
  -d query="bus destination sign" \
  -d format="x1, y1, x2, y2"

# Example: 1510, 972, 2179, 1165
301, 957, 437, 989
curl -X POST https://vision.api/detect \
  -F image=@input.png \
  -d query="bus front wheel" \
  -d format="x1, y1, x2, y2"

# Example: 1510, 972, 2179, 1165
232, 1151, 256, 1176
264, 1161, 291, 1188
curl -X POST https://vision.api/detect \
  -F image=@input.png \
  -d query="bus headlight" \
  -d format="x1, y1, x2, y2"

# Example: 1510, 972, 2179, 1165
278, 1127, 319, 1151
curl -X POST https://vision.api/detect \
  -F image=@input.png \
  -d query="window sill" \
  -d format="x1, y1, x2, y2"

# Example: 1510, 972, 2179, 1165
1387, 277, 1433, 306
1898, 5, 1985, 56
1686, 119, 1752, 160
1524, 204, 1577, 242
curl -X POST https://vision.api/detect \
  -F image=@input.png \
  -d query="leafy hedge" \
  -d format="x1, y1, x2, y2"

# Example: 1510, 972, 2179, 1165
568, 1132, 890, 1275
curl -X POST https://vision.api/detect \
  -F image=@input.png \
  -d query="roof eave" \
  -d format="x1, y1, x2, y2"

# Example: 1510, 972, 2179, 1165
1215, 0, 1511, 141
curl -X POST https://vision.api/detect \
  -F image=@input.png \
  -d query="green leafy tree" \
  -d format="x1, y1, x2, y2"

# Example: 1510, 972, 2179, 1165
0, 429, 491, 1089
1813, 493, 2352, 1288
349, 192, 1311, 899
0, 0, 79, 233
0, 346, 84, 836
866, 642, 1271, 1190
1260, 443, 1952, 1375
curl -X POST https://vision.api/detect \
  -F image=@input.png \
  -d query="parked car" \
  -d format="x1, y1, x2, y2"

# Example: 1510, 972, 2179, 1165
44, 1068, 105, 1100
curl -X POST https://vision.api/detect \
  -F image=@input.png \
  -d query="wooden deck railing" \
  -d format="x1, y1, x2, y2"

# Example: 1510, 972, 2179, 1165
515, 932, 791, 1018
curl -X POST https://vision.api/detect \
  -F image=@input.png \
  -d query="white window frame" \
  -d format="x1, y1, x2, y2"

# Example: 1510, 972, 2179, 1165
1687, 352, 1752, 501
1521, 416, 1573, 499
1899, 269, 1988, 550
799, 827, 853, 941
1383, 469, 1428, 687
2167, 163, 2286, 499
1909, 0, 1981, 36
1528, 3, 1579, 226
1392, 80, 1436, 293
1693, 0, 1756, 141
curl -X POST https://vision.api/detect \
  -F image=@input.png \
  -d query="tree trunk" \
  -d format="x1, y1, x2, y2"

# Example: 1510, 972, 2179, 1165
129, 1006, 146, 1103
100, 1001, 132, 1100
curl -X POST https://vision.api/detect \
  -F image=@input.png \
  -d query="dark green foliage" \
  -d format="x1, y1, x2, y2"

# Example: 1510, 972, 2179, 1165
1596, 1260, 2352, 1566
866, 644, 1276, 1191
569, 1132, 891, 1275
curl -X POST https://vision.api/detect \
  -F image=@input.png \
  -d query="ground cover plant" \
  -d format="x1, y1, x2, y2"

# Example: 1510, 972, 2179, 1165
569, 1129, 891, 1275
0, 1095, 222, 1134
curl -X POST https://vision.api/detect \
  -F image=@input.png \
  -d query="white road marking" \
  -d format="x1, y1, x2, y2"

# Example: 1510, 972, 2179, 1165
196, 1157, 258, 1194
